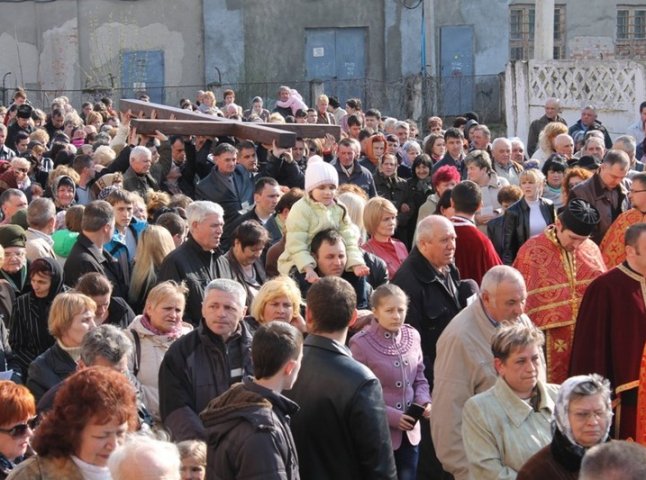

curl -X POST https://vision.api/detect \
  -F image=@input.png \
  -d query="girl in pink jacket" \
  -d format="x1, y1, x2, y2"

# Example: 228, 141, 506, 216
349, 284, 431, 480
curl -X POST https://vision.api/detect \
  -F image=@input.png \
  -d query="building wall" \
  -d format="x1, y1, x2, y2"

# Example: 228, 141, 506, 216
0, 0, 204, 108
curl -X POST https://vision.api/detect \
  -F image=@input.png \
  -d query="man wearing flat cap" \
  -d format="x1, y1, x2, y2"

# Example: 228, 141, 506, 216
6, 104, 34, 153
513, 198, 606, 383
0, 224, 31, 296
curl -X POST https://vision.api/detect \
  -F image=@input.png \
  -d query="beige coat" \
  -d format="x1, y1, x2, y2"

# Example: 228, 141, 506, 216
7, 456, 83, 480
126, 315, 192, 421
462, 377, 559, 480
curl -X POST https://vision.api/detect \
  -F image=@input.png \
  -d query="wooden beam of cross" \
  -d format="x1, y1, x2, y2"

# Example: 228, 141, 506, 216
120, 99, 341, 147
131, 119, 297, 147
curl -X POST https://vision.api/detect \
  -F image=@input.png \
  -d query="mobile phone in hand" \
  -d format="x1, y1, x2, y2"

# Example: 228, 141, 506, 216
405, 403, 426, 423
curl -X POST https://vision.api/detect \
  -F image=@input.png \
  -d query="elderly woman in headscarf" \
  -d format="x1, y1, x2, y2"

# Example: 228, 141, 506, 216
517, 374, 612, 480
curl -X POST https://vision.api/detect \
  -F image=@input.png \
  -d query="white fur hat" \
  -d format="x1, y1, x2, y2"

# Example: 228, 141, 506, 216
304, 155, 338, 192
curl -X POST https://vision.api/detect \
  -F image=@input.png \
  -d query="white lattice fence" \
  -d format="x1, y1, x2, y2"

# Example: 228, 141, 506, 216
528, 61, 643, 110
506, 60, 646, 144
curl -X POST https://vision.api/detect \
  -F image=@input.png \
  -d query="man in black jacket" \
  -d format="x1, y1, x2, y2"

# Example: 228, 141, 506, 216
285, 276, 397, 480
195, 143, 254, 251
201, 321, 302, 480
159, 279, 254, 441
63, 200, 129, 299
158, 201, 232, 326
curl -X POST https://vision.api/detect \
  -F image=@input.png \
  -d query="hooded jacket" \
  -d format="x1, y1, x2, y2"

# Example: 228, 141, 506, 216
201, 377, 300, 480
9, 257, 66, 378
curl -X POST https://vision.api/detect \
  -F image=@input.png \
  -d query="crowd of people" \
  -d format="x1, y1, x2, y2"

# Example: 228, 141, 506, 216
0, 85, 645, 479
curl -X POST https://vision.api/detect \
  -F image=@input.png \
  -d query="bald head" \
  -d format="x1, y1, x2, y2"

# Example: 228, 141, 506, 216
416, 215, 456, 270
554, 134, 574, 158
491, 138, 512, 166
108, 435, 181, 480
545, 98, 560, 119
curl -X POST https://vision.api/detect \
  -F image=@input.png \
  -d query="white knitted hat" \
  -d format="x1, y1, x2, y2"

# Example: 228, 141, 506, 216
304, 156, 338, 192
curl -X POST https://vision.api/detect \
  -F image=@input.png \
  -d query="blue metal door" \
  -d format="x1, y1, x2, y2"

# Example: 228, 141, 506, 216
305, 28, 366, 104
121, 50, 165, 103
439, 26, 474, 115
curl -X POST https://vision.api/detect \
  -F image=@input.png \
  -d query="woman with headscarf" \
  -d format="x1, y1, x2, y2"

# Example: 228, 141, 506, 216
9, 258, 66, 379
50, 175, 76, 212
517, 374, 612, 479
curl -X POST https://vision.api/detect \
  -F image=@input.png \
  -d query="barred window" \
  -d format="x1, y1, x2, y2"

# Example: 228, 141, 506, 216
509, 4, 566, 61
617, 7, 646, 42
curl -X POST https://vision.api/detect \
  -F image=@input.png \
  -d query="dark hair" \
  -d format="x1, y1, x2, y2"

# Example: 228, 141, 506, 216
252, 322, 303, 379
254, 177, 279, 195
347, 114, 362, 128
311, 228, 343, 257
306, 276, 356, 333
232, 220, 269, 249
358, 129, 372, 142
82, 200, 114, 232
328, 96, 340, 109
626, 223, 646, 249
345, 98, 362, 110
31, 367, 138, 458
451, 180, 482, 214
76, 272, 113, 296
156, 211, 186, 238
542, 154, 567, 176
169, 135, 184, 147
72, 154, 94, 174
411, 154, 433, 179
275, 188, 304, 214
434, 188, 454, 215
29, 257, 55, 280
365, 109, 381, 120
444, 127, 464, 141
237, 140, 256, 152
464, 111, 479, 122
452, 117, 468, 128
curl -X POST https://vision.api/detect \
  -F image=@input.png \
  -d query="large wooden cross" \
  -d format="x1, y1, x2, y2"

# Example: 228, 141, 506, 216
119, 99, 341, 148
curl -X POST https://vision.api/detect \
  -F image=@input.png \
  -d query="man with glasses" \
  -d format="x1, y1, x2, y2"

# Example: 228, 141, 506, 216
601, 172, 646, 267
570, 149, 631, 244
0, 224, 30, 296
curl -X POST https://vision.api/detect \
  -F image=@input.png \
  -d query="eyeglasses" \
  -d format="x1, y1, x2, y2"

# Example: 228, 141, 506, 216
0, 416, 39, 437
572, 410, 607, 423
629, 189, 646, 194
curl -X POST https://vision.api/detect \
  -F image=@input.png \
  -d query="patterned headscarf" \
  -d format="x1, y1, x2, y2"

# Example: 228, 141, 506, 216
553, 374, 613, 453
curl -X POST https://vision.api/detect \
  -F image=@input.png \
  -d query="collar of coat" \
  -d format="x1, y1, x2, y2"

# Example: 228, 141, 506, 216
493, 376, 555, 428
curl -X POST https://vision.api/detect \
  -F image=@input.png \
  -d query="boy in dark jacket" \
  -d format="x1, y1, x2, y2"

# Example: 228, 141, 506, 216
201, 321, 303, 480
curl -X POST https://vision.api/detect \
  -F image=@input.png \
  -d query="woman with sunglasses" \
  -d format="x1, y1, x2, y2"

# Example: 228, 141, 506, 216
0, 381, 36, 479
9, 367, 138, 480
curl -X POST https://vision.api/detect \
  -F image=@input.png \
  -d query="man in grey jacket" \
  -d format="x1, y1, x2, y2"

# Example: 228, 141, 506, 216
431, 265, 542, 480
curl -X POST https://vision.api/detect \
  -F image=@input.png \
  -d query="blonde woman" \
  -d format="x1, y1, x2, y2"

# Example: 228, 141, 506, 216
26, 292, 97, 402
362, 197, 408, 279
248, 276, 305, 332
126, 280, 192, 421
532, 122, 569, 165
129, 225, 176, 314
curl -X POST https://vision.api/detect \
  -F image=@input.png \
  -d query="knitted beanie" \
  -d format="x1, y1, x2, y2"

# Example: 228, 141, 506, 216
304, 156, 338, 192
